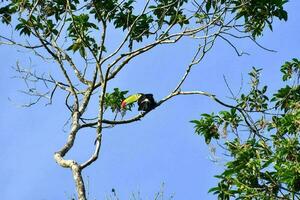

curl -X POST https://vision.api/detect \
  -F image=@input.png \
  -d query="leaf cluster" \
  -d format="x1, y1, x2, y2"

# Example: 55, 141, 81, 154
192, 60, 300, 199
232, 0, 288, 37
104, 88, 131, 113
191, 108, 241, 144
280, 58, 300, 81
204, 0, 288, 37
238, 67, 269, 111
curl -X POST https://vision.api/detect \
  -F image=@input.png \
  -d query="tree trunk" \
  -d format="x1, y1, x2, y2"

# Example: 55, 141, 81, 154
54, 153, 87, 200
71, 163, 86, 200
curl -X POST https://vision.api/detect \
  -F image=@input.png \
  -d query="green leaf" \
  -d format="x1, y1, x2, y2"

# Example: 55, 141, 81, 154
79, 47, 86, 58
205, 0, 212, 12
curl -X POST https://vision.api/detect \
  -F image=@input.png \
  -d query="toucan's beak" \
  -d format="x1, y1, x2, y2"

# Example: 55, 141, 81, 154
121, 94, 142, 109
121, 101, 126, 109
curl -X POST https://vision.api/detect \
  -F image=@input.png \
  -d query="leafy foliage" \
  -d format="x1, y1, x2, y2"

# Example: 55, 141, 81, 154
191, 113, 220, 144
0, 0, 289, 59
192, 61, 300, 199
104, 88, 131, 113
202, 0, 288, 37
191, 108, 241, 144
66, 13, 98, 57
280, 58, 300, 81
238, 67, 269, 111
231, 0, 288, 37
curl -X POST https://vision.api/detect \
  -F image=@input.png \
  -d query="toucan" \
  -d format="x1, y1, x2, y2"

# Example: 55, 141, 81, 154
121, 93, 157, 112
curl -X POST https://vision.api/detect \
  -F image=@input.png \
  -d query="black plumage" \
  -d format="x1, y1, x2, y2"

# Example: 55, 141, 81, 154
137, 94, 157, 112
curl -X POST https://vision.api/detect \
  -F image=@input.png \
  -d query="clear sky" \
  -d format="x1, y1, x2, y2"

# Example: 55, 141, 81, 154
1, 1, 300, 200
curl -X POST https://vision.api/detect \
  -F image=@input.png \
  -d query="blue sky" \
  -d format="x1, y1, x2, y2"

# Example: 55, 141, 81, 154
1, 1, 300, 200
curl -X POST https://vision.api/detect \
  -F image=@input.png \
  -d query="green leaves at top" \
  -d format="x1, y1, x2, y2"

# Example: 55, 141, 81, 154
203, 0, 288, 38
0, 0, 290, 57
151, 0, 188, 28
89, 0, 118, 22
231, 0, 288, 37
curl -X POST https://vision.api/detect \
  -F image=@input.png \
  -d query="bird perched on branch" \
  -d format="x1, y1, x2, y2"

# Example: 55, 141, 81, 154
121, 93, 157, 112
